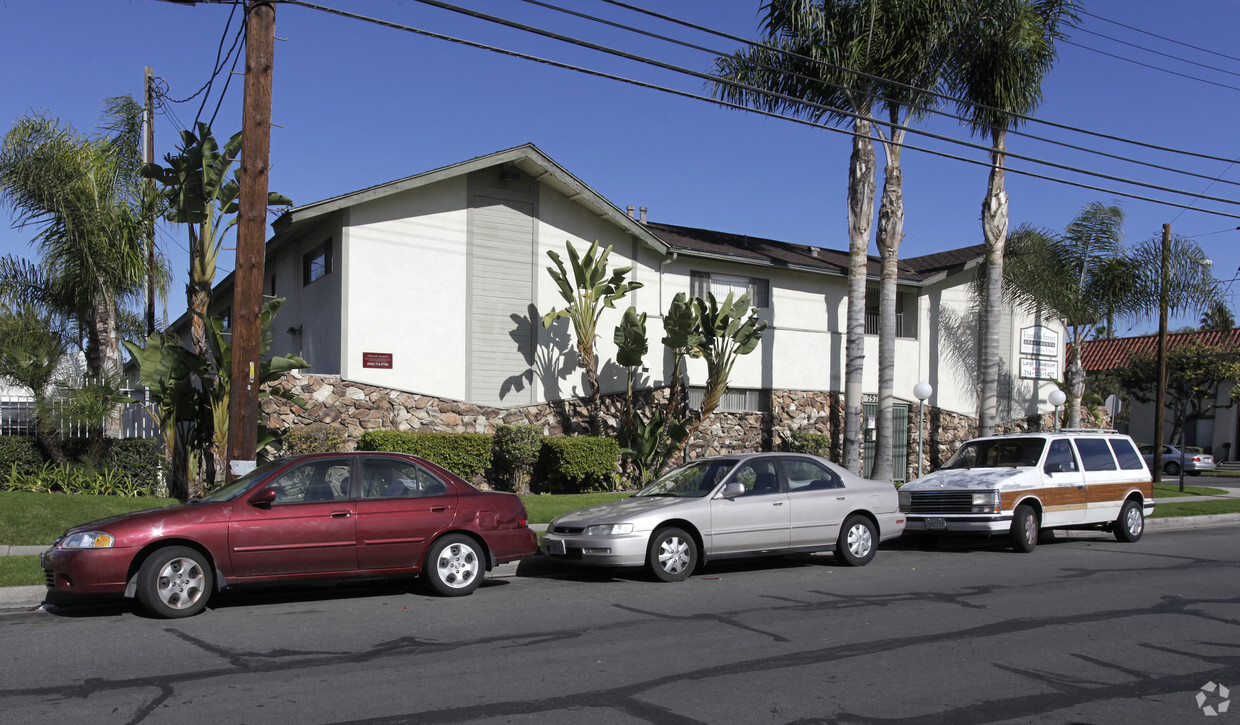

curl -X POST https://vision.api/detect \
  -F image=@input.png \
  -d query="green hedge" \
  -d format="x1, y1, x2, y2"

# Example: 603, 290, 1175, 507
0, 436, 43, 475
357, 430, 492, 481
489, 424, 543, 492
778, 431, 832, 458
532, 436, 619, 494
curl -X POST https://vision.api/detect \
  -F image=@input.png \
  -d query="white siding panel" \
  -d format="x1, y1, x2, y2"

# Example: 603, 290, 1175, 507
469, 195, 535, 407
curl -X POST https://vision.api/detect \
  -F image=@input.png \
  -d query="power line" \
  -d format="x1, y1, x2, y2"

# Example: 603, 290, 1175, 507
1062, 39, 1240, 93
280, 0, 1240, 221
367, 0, 1240, 210
514, 0, 1240, 193
1079, 8, 1240, 66
1073, 26, 1240, 80
594, 0, 1240, 167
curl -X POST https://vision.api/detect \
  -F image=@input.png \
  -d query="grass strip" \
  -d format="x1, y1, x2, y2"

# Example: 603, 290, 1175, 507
519, 492, 631, 524
0, 556, 42, 588
1150, 499, 1240, 518
1152, 482, 1227, 497
0, 491, 177, 546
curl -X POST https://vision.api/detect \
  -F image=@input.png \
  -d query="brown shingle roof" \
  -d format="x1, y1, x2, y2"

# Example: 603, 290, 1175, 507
1077, 327, 1240, 371
644, 222, 981, 283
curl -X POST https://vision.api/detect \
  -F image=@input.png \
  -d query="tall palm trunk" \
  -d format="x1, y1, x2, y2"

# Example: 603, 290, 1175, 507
872, 123, 906, 481
88, 284, 124, 439
842, 119, 877, 474
1066, 335, 1086, 429
979, 127, 1009, 436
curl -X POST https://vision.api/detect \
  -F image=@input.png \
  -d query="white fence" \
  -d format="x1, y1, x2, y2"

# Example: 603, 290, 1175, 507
0, 389, 160, 440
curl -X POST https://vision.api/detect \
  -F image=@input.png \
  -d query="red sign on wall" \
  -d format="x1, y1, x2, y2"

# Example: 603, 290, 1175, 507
362, 352, 393, 369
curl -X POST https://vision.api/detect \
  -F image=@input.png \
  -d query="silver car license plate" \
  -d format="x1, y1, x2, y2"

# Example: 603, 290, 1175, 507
545, 539, 566, 556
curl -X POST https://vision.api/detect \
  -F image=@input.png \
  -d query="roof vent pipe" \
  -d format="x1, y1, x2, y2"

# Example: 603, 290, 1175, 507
627, 205, 635, 219
639, 206, 647, 224
810, 247, 819, 257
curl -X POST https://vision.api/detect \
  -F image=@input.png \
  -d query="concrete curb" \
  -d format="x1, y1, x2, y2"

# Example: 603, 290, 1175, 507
4, 514, 1237, 613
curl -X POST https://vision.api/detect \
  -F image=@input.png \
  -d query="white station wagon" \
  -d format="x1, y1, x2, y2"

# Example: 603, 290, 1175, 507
899, 430, 1154, 551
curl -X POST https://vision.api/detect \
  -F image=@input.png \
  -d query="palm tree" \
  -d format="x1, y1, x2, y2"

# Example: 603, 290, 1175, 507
714, 0, 913, 472
945, 0, 1077, 435
868, 0, 954, 480
1199, 301, 1235, 331
1001, 202, 1139, 428
0, 97, 167, 384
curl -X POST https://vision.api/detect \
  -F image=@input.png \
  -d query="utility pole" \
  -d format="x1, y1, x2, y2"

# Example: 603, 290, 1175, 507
1153, 222, 1170, 485
144, 66, 157, 336
226, 1, 276, 479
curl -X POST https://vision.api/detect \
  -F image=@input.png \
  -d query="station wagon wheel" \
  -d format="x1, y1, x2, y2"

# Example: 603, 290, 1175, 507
424, 534, 483, 596
1114, 499, 1145, 543
1009, 504, 1039, 553
835, 515, 877, 566
136, 546, 213, 619
648, 527, 697, 582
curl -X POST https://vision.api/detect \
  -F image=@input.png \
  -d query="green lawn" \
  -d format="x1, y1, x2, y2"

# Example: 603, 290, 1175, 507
519, 492, 631, 524
0, 491, 177, 546
0, 556, 40, 588
1151, 499, 1240, 518
1152, 482, 1227, 497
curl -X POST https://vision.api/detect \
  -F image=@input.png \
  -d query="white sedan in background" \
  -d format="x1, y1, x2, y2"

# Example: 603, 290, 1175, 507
541, 452, 904, 582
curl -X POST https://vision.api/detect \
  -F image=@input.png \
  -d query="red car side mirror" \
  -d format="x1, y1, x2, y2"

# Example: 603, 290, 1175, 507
249, 488, 277, 508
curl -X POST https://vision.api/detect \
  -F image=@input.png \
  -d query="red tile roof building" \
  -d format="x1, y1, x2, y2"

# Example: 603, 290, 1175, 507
1076, 328, 1240, 372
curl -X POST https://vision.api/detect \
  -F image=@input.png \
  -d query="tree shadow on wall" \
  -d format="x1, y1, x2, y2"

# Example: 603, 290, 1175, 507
938, 305, 1034, 425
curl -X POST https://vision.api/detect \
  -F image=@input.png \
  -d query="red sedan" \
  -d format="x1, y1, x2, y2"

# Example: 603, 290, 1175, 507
41, 452, 538, 618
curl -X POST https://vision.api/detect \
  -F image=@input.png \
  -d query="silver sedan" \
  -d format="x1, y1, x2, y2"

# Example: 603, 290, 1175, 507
541, 452, 905, 582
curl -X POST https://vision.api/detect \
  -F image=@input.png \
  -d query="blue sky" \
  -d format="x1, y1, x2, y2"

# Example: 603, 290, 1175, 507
3, 0, 1239, 336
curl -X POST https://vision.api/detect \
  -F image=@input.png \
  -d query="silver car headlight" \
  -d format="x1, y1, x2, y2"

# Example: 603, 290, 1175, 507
583, 523, 634, 536
971, 491, 1001, 514
59, 531, 116, 549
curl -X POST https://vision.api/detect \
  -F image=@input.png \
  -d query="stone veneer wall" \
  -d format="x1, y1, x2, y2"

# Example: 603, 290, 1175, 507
262, 374, 1109, 482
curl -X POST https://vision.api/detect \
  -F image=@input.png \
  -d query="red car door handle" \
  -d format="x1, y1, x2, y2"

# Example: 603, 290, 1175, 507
430, 506, 449, 512
330, 511, 352, 518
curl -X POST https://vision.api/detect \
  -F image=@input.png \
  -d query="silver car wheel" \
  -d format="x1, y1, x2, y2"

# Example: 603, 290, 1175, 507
658, 536, 691, 576
1124, 505, 1143, 537
436, 541, 480, 589
156, 556, 206, 610
846, 522, 873, 559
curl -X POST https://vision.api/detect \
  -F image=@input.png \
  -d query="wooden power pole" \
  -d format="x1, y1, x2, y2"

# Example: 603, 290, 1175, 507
144, 66, 157, 336
226, 1, 276, 479
1153, 222, 1171, 484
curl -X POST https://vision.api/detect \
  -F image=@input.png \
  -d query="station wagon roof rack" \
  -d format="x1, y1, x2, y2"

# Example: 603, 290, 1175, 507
987, 428, 1120, 437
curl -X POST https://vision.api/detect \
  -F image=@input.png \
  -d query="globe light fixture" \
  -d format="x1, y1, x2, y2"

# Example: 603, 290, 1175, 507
1048, 389, 1067, 432
913, 382, 932, 478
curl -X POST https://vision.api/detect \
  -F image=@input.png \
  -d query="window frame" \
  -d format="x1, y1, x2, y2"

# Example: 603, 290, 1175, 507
303, 238, 333, 286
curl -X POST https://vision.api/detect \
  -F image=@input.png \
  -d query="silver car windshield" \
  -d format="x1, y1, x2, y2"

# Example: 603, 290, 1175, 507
636, 459, 737, 498
945, 438, 1046, 469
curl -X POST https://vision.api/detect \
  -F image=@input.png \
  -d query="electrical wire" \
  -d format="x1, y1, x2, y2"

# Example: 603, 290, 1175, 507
1073, 26, 1240, 80
280, 0, 1240, 221
1080, 8, 1240, 66
1062, 39, 1240, 94
334, 0, 1240, 211
594, 0, 1240, 167
514, 0, 1240, 192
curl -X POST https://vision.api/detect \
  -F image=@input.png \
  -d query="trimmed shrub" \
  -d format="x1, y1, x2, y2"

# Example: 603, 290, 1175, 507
779, 431, 832, 458
358, 430, 492, 481
490, 424, 543, 492
105, 438, 163, 494
532, 436, 619, 494
0, 436, 42, 477
283, 424, 348, 455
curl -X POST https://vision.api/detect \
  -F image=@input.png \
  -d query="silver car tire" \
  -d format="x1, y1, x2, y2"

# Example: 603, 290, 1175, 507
136, 546, 213, 619
424, 534, 483, 597
835, 515, 877, 567
1113, 499, 1144, 543
648, 527, 697, 583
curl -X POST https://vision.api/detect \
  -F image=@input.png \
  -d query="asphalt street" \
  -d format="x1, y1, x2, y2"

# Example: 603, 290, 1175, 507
1, 521, 1238, 724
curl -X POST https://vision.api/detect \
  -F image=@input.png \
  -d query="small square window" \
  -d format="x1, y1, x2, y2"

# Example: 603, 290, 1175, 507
303, 239, 333, 286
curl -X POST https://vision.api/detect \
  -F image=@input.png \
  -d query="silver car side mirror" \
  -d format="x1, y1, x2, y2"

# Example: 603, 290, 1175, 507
721, 482, 746, 499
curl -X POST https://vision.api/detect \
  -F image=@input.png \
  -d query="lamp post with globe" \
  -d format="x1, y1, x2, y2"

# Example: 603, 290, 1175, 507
1048, 389, 1067, 432
914, 382, 933, 478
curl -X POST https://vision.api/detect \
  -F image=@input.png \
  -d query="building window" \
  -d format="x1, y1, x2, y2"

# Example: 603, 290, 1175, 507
690, 271, 769, 308
687, 386, 769, 413
303, 239, 333, 286
865, 289, 916, 339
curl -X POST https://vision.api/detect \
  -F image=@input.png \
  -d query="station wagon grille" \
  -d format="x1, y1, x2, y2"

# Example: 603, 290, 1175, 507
902, 491, 976, 515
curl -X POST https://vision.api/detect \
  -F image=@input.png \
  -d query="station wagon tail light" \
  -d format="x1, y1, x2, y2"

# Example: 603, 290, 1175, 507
584, 523, 634, 536
971, 491, 1001, 514
59, 531, 115, 549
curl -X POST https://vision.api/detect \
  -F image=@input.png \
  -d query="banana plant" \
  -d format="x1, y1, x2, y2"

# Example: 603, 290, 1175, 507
541, 240, 643, 432
660, 292, 704, 423
143, 124, 291, 358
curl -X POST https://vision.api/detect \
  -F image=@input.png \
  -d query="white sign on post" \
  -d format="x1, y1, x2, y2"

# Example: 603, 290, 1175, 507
1020, 325, 1059, 357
